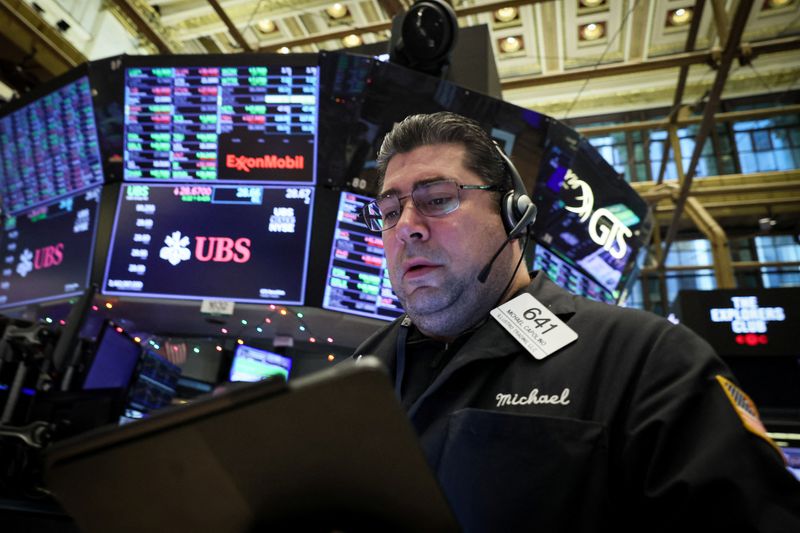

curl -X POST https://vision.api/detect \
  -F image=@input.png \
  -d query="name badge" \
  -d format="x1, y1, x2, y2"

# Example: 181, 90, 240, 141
490, 293, 578, 360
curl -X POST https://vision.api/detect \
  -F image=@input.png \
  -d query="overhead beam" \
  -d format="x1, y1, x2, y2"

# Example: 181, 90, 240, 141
683, 196, 736, 288
501, 35, 800, 90
656, 0, 706, 184
710, 0, 730, 48
0, 0, 85, 75
578, 103, 800, 135
661, 0, 754, 259
207, 0, 253, 52
110, 0, 175, 55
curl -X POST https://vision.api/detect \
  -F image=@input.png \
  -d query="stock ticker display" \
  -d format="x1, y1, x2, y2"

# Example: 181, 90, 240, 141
123, 63, 319, 183
0, 76, 104, 215
102, 184, 314, 304
0, 188, 101, 308
322, 191, 403, 322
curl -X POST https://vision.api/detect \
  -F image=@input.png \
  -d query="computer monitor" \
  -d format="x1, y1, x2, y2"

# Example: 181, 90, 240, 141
101, 183, 314, 305
531, 134, 653, 304
125, 349, 181, 417
229, 344, 292, 382
0, 187, 103, 309
122, 54, 319, 184
83, 321, 142, 391
321, 190, 403, 322
0, 69, 105, 215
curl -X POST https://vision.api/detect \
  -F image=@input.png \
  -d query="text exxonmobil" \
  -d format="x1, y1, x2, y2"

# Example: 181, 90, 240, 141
225, 154, 305, 173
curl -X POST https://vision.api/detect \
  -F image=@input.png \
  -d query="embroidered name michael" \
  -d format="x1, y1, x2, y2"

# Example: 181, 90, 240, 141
496, 388, 571, 407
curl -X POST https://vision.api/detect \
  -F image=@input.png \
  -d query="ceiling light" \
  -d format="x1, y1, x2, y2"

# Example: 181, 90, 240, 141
580, 0, 606, 7
342, 33, 362, 47
257, 19, 276, 33
277, 46, 291, 54
499, 35, 523, 54
668, 7, 693, 26
494, 7, 518, 22
579, 22, 605, 41
326, 3, 349, 19
765, 0, 792, 8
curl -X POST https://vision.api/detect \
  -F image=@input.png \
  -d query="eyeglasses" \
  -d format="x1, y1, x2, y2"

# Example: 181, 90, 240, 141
362, 179, 499, 232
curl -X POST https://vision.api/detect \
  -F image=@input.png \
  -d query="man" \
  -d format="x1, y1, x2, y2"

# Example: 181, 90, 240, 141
353, 112, 800, 532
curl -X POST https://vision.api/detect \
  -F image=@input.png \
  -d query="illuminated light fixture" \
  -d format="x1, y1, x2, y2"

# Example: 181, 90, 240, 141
105, 302, 113, 309
266, 318, 272, 324
91, 305, 98, 311
327, 337, 334, 343
342, 33, 362, 47
280, 309, 288, 316
668, 7, 693, 26
221, 327, 228, 334
134, 336, 141, 343
216, 345, 223, 352
494, 7, 518, 22
45, 317, 53, 323
193, 347, 200, 353
296, 312, 304, 318
580, 0, 606, 7
309, 337, 317, 343
241, 319, 248, 326
153, 344, 160, 350
327, 354, 335, 362
257, 18, 276, 33
256, 326, 263, 333
579, 22, 605, 41
499, 35, 523, 54
237, 338, 244, 345
326, 3, 349, 19
299, 326, 306, 331
766, 0, 792, 7
277, 46, 290, 54
59, 319, 66, 326
269, 304, 276, 310
115, 326, 124, 334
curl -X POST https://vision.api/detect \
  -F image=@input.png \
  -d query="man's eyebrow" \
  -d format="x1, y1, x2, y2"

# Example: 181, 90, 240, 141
379, 176, 450, 197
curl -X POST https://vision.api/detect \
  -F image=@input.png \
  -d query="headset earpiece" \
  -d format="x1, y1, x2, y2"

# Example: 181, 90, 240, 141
495, 144, 537, 238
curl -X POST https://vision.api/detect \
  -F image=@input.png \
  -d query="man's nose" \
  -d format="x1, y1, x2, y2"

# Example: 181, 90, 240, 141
394, 200, 429, 242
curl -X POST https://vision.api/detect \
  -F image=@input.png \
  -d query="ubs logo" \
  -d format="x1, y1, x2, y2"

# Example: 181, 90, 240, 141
563, 170, 632, 260
16, 244, 64, 277
159, 231, 251, 266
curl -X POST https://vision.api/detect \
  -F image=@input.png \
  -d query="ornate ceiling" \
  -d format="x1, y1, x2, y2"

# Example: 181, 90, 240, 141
2, 0, 800, 118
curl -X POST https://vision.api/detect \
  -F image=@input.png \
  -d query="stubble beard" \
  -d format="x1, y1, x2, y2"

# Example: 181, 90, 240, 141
394, 261, 508, 340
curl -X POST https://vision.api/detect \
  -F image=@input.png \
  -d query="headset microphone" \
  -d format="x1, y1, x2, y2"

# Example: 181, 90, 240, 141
477, 144, 537, 284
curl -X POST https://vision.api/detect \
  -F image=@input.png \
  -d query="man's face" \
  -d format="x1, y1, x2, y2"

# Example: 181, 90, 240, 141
381, 143, 515, 339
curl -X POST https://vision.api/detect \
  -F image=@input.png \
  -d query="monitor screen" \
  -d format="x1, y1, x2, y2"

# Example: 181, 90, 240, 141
0, 73, 104, 215
229, 344, 292, 382
532, 136, 652, 303
126, 349, 181, 414
533, 246, 616, 305
321, 191, 403, 322
102, 183, 314, 304
0, 187, 102, 309
83, 321, 142, 391
123, 55, 319, 184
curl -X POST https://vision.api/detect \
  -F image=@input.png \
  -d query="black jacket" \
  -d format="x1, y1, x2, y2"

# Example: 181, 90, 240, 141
353, 272, 800, 532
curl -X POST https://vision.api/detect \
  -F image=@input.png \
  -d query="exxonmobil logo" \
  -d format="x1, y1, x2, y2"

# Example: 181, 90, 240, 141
225, 154, 304, 173
159, 231, 251, 266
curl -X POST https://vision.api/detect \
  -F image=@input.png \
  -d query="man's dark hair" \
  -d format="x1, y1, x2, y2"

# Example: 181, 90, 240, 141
375, 112, 509, 202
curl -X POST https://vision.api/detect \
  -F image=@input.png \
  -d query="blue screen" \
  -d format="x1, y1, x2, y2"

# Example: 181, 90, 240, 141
83, 322, 142, 390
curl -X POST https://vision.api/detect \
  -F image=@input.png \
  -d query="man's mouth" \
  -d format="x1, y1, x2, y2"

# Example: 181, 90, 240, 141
402, 260, 442, 281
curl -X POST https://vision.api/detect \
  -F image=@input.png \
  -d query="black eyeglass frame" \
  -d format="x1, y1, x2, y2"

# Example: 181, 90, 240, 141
361, 179, 501, 232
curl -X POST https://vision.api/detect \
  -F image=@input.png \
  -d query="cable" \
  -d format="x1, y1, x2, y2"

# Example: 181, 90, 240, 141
563, 0, 641, 120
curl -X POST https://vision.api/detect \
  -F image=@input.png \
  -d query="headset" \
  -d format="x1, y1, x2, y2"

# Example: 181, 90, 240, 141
495, 143, 537, 239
